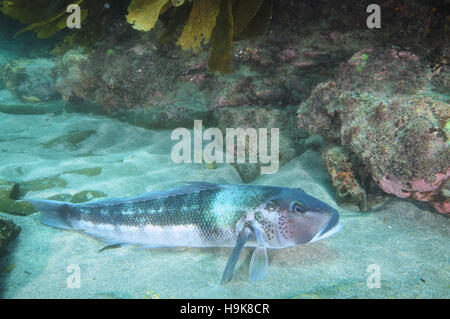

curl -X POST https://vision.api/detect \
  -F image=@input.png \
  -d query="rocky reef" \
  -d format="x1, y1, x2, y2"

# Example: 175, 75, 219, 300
0, 174, 110, 217
211, 105, 304, 182
0, 0, 275, 74
298, 48, 449, 214
0, 217, 20, 253
47, 18, 351, 181
0, 58, 58, 103
0, 0, 448, 213
0, 180, 35, 216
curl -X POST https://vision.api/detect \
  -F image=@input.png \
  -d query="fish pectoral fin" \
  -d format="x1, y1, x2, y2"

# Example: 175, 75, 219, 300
98, 243, 123, 252
249, 247, 268, 282
221, 227, 251, 285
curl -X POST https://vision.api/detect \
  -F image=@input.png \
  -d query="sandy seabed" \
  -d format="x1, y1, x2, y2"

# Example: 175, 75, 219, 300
0, 108, 448, 298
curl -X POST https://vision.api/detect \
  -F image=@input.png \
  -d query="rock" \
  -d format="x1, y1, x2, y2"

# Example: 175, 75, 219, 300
54, 48, 90, 103
298, 48, 450, 214
322, 146, 386, 211
211, 105, 304, 183
47, 190, 107, 203
52, 18, 349, 129
0, 89, 63, 115
0, 217, 21, 253
431, 67, 450, 94
322, 146, 368, 211
433, 179, 450, 214
1, 175, 107, 214
0, 58, 60, 102
0, 180, 16, 211
70, 190, 107, 203
107, 81, 210, 129
0, 180, 36, 216
55, 47, 210, 129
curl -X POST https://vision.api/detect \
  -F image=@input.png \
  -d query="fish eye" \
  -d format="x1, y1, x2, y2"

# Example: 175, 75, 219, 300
291, 201, 305, 214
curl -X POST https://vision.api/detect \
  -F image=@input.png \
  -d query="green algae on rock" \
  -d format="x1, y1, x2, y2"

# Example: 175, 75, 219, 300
0, 180, 36, 216
70, 190, 107, 203
0, 58, 59, 102
298, 48, 450, 214
126, 0, 274, 73
322, 146, 386, 211
0, 217, 21, 252
47, 190, 107, 203
62, 167, 102, 177
0, 173, 105, 215
1, 0, 275, 74
211, 105, 304, 183
0, 0, 123, 55
42, 129, 97, 151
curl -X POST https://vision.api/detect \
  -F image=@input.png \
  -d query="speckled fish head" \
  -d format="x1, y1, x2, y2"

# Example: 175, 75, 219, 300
251, 188, 341, 248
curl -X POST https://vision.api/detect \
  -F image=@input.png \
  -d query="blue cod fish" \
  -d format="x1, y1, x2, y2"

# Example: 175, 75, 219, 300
29, 182, 341, 283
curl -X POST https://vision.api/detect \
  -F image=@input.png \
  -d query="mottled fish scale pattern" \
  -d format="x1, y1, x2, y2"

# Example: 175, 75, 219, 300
31, 183, 341, 283
65, 184, 282, 248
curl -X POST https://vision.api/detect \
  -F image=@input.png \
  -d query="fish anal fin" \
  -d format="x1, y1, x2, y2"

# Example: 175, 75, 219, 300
98, 243, 123, 252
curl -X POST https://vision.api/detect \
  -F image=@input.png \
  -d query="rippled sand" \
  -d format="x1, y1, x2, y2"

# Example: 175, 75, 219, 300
0, 109, 448, 298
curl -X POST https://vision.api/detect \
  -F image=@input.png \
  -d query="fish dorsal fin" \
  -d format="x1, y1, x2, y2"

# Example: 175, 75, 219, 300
134, 182, 224, 201
80, 198, 127, 207
80, 182, 224, 207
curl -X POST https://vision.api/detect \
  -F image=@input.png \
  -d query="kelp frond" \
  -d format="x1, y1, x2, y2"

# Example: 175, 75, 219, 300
208, 0, 233, 73
0, 0, 123, 53
0, 0, 84, 38
127, 0, 273, 73
176, 0, 221, 53
126, 0, 171, 32
0, 0, 274, 73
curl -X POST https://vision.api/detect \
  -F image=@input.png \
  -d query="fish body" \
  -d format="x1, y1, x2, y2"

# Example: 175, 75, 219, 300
30, 182, 341, 282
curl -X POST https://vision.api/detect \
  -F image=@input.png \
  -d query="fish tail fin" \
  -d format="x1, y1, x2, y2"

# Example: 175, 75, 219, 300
28, 199, 73, 229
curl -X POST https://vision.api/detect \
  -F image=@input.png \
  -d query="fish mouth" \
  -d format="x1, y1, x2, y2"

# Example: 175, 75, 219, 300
309, 210, 341, 243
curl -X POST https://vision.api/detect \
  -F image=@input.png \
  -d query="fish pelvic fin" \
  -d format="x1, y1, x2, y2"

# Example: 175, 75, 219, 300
221, 227, 251, 284
99, 243, 124, 252
249, 247, 268, 282
28, 199, 73, 230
